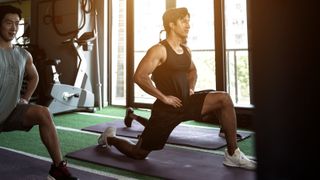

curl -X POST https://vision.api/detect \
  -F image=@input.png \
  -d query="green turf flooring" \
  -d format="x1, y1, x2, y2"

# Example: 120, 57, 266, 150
0, 106, 255, 179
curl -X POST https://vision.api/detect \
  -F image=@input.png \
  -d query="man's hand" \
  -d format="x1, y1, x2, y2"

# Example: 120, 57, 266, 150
162, 95, 182, 108
189, 89, 194, 96
19, 98, 29, 104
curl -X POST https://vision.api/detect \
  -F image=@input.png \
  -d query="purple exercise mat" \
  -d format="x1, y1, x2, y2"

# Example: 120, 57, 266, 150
82, 120, 253, 150
0, 148, 116, 180
66, 145, 256, 180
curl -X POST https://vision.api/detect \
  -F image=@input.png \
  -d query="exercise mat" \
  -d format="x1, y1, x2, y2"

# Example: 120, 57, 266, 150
0, 147, 116, 180
82, 120, 253, 150
66, 145, 256, 180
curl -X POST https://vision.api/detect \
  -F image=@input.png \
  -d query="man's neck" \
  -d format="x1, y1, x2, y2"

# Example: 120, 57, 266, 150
0, 41, 13, 49
166, 36, 182, 49
166, 36, 185, 54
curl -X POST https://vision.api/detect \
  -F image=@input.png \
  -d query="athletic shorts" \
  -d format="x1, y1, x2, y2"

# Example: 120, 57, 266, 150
139, 90, 214, 150
0, 104, 34, 132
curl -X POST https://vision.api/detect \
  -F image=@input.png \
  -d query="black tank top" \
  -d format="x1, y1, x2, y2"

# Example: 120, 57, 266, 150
152, 40, 191, 112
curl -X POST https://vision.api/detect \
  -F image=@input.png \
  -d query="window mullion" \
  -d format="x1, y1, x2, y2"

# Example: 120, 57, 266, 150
214, 0, 227, 91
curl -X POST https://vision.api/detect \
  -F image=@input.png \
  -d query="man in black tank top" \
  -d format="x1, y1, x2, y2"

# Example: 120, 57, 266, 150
99, 7, 256, 170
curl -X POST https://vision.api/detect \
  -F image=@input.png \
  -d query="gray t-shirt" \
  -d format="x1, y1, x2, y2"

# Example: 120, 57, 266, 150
0, 46, 29, 124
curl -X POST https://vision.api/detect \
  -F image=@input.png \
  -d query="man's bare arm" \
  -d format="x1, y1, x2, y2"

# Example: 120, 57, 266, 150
21, 52, 39, 102
134, 44, 182, 108
188, 61, 197, 95
185, 44, 197, 95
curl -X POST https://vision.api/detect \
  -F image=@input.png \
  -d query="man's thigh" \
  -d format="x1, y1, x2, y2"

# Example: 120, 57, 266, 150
0, 104, 34, 132
140, 111, 183, 150
184, 91, 210, 120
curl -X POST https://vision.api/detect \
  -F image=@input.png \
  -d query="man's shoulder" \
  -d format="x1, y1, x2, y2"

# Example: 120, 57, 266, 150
148, 42, 166, 53
16, 45, 31, 53
143, 43, 167, 64
13, 45, 32, 61
13, 45, 28, 53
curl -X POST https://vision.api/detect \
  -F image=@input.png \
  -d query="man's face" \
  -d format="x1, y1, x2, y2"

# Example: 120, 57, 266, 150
172, 15, 190, 39
0, 13, 20, 42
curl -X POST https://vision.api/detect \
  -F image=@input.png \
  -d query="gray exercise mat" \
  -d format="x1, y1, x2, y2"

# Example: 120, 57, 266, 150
0, 147, 116, 180
66, 145, 256, 180
82, 120, 253, 150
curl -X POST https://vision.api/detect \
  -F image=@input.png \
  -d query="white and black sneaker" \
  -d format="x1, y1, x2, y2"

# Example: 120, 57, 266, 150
97, 127, 116, 147
223, 148, 256, 170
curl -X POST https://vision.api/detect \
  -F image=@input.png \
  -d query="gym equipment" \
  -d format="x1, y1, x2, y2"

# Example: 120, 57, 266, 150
46, 32, 96, 114
94, 9, 102, 110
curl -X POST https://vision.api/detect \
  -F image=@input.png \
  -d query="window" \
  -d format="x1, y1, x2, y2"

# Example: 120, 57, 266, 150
176, 0, 215, 91
224, 0, 250, 105
110, 0, 127, 105
109, 0, 251, 107
133, 0, 165, 104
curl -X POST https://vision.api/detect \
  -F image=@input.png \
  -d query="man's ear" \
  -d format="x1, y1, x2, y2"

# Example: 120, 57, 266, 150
169, 22, 174, 29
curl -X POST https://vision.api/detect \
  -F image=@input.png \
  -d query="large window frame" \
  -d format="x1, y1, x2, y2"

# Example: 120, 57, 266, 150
125, 0, 252, 109
105, 0, 254, 128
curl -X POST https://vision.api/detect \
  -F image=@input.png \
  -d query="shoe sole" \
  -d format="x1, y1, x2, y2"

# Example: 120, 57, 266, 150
223, 161, 255, 170
97, 135, 106, 145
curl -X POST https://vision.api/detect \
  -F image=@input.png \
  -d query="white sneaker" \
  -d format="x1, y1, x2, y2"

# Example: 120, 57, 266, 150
223, 148, 256, 170
97, 127, 116, 146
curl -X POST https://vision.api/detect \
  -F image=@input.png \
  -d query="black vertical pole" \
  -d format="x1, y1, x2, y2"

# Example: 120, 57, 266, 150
248, 1, 318, 179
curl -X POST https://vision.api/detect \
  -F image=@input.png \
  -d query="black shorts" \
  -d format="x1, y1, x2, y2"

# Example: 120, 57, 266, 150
0, 104, 34, 132
140, 90, 213, 150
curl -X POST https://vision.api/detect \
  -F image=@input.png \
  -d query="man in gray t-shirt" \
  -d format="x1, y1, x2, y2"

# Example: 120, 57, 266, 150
0, 5, 77, 180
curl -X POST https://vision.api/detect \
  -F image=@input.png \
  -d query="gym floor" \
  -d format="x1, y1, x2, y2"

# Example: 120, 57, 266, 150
0, 106, 255, 179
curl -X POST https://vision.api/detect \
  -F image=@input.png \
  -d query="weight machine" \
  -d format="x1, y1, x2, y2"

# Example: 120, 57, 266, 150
46, 32, 96, 114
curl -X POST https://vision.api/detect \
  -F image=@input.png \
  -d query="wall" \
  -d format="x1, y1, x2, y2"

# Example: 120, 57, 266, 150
31, 0, 82, 85
248, 0, 318, 179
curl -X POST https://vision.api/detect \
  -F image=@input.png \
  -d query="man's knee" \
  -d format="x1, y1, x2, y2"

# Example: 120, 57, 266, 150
131, 147, 149, 160
221, 92, 234, 107
38, 105, 50, 114
131, 139, 150, 159
27, 105, 53, 124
